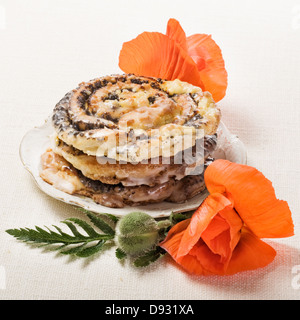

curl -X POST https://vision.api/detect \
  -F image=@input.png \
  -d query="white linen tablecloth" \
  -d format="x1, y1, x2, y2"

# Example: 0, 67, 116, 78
0, 0, 300, 300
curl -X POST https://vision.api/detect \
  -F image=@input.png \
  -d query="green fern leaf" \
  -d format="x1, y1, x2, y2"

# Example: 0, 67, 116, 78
6, 214, 116, 258
86, 213, 116, 236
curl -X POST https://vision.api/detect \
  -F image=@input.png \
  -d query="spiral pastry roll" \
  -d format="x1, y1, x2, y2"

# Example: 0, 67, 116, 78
52, 74, 220, 162
40, 74, 221, 208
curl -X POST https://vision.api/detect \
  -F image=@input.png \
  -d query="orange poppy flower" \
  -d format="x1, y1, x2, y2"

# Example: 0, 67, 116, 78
160, 160, 294, 276
119, 18, 228, 102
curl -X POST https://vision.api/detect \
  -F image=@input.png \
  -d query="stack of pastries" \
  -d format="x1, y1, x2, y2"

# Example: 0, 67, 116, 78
40, 74, 220, 208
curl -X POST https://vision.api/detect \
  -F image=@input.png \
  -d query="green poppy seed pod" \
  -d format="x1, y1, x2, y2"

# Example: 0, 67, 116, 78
115, 212, 159, 256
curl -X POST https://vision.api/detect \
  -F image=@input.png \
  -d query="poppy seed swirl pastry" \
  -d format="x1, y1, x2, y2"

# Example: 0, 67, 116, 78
40, 74, 221, 208
52, 74, 220, 162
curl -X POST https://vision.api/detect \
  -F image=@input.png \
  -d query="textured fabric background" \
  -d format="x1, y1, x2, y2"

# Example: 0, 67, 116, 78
0, 0, 299, 300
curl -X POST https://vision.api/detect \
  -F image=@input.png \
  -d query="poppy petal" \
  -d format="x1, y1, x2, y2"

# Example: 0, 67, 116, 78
175, 227, 276, 276
225, 227, 276, 275
187, 34, 228, 102
219, 206, 243, 252
200, 205, 243, 269
166, 18, 188, 51
202, 206, 243, 255
162, 229, 229, 276
119, 32, 203, 87
176, 249, 209, 275
201, 224, 231, 265
204, 160, 294, 238
177, 193, 232, 257
183, 239, 226, 275
159, 218, 191, 260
